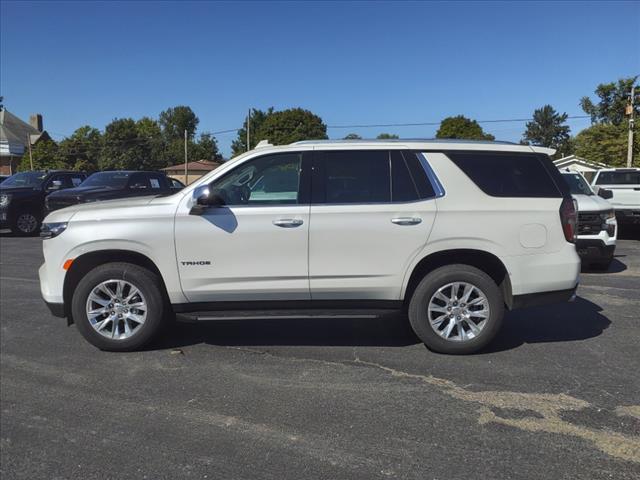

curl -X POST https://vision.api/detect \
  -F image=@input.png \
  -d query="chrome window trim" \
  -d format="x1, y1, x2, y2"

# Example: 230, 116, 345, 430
417, 152, 446, 198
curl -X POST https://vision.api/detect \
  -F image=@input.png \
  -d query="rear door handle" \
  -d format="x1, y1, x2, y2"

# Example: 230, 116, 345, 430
391, 217, 422, 226
273, 218, 304, 228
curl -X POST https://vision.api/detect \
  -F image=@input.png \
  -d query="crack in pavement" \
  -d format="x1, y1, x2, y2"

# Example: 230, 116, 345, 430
351, 359, 640, 464
223, 346, 640, 463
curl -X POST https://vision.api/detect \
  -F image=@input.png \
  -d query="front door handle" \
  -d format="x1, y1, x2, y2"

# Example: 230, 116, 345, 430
273, 218, 304, 228
391, 217, 422, 226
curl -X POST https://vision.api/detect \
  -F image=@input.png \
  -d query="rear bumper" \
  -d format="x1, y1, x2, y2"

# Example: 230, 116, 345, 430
512, 284, 578, 310
575, 239, 615, 262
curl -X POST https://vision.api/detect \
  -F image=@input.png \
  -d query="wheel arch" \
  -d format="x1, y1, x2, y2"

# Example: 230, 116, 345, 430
63, 249, 170, 322
402, 249, 513, 310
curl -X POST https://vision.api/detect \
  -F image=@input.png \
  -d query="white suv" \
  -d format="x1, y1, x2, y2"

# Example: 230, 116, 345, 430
39, 140, 581, 354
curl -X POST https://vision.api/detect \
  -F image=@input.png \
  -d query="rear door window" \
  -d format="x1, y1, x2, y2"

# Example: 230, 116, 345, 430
595, 171, 640, 185
446, 152, 561, 198
313, 150, 390, 204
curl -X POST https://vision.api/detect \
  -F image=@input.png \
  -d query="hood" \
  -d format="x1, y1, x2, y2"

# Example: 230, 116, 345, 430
43, 196, 157, 223
47, 185, 119, 198
572, 194, 613, 212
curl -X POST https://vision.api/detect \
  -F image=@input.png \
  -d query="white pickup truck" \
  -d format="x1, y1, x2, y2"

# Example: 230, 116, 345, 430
591, 168, 640, 226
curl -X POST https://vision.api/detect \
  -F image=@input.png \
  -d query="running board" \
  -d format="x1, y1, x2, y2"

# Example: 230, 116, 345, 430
175, 309, 394, 323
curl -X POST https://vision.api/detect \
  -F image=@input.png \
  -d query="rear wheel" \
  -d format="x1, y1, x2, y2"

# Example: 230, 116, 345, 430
72, 262, 166, 351
12, 210, 40, 236
408, 264, 504, 354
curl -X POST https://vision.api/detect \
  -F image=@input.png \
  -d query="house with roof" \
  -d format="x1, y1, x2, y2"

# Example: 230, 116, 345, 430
0, 109, 51, 175
162, 159, 224, 185
553, 155, 607, 183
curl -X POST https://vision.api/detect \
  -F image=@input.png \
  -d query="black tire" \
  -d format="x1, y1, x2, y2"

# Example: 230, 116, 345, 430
408, 264, 505, 355
11, 210, 41, 236
71, 262, 166, 351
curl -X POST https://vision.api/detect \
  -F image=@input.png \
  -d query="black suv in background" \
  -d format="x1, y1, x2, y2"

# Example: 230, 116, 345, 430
45, 170, 182, 213
0, 170, 87, 235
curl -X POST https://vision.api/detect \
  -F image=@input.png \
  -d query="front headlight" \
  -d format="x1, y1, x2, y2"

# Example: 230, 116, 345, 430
0, 193, 11, 208
40, 222, 68, 239
600, 210, 615, 220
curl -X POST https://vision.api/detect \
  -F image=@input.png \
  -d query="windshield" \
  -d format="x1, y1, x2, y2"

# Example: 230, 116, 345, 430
595, 171, 640, 185
1, 171, 47, 188
562, 173, 594, 196
81, 172, 131, 188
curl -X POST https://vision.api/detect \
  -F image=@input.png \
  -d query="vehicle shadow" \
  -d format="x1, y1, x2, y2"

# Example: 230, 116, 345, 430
482, 296, 610, 354
581, 257, 627, 274
153, 296, 610, 352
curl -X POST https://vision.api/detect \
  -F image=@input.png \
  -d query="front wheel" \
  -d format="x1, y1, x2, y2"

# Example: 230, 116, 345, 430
12, 210, 40, 236
71, 262, 167, 351
408, 264, 505, 354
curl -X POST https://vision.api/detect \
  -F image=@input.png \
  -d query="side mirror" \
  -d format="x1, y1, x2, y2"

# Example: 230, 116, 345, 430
190, 185, 225, 214
598, 188, 613, 200
47, 180, 62, 191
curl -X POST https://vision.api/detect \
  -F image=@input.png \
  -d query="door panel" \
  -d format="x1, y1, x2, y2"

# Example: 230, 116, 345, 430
309, 202, 435, 299
175, 205, 310, 302
308, 149, 437, 300
174, 151, 311, 303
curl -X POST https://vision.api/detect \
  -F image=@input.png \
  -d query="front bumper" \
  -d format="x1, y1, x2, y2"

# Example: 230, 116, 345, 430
576, 239, 615, 262
44, 300, 66, 318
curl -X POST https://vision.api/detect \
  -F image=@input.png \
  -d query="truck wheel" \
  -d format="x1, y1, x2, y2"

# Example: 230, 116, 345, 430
72, 262, 166, 351
12, 210, 40, 236
408, 264, 504, 355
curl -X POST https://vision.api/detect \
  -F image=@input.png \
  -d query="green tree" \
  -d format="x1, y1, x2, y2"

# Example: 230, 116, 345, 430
436, 115, 495, 140
18, 139, 66, 171
136, 117, 166, 169
256, 108, 328, 145
191, 132, 223, 161
159, 106, 199, 141
343, 133, 362, 139
580, 77, 638, 125
522, 105, 571, 157
573, 122, 638, 167
376, 133, 399, 139
100, 118, 157, 170
58, 126, 103, 172
231, 108, 274, 156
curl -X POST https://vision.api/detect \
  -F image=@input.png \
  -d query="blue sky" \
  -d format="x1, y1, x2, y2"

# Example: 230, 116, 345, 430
1, 1, 638, 157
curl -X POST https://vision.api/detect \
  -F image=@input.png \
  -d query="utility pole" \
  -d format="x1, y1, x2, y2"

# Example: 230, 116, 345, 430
27, 134, 33, 171
627, 85, 636, 168
184, 129, 188, 185
247, 108, 251, 152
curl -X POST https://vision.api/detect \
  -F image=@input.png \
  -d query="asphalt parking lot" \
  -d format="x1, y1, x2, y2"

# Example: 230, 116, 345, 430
1, 232, 639, 479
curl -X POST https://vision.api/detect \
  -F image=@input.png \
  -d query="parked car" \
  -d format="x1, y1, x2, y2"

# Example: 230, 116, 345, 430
0, 170, 87, 235
561, 171, 616, 269
0, 175, 10, 183
168, 177, 185, 190
45, 170, 182, 213
39, 140, 580, 354
591, 168, 640, 226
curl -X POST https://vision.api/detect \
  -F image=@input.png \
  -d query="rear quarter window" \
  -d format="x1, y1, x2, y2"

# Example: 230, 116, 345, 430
446, 152, 562, 198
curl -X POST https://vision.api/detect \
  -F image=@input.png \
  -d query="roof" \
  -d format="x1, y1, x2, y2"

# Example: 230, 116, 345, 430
293, 138, 518, 146
254, 138, 556, 155
162, 159, 223, 172
553, 155, 607, 169
0, 109, 47, 156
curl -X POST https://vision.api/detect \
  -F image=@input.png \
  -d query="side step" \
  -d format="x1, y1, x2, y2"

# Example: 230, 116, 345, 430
175, 309, 395, 323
